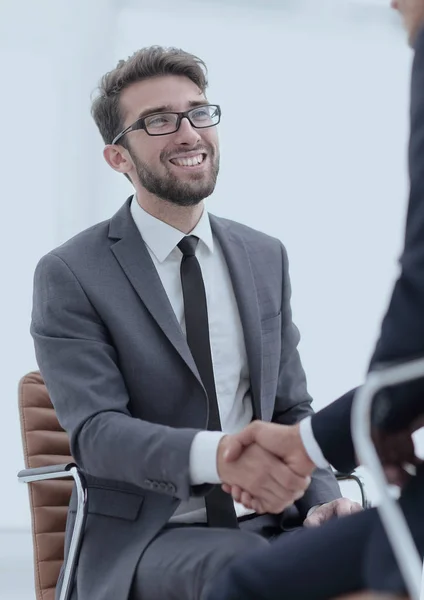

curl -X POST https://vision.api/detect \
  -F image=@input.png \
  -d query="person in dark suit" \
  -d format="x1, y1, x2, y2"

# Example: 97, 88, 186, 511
207, 1, 424, 598
31, 44, 360, 600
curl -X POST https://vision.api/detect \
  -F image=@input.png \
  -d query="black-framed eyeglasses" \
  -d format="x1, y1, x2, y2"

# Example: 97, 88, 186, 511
112, 104, 221, 145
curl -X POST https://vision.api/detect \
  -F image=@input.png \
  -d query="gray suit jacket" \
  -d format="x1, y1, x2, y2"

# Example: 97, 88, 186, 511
31, 197, 340, 600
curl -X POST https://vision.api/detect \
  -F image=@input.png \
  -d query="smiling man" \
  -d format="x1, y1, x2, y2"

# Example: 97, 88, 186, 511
30, 46, 355, 600
107, 77, 220, 209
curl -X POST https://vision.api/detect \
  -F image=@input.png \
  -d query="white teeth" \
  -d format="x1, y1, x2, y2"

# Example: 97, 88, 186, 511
171, 154, 204, 167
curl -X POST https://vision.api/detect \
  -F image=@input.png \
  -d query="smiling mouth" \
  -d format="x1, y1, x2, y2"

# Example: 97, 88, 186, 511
169, 153, 206, 167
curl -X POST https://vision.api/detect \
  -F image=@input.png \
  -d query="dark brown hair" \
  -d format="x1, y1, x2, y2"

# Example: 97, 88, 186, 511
91, 46, 208, 147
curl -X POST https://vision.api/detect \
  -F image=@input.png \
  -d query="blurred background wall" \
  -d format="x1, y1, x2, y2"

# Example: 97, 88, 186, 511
0, 0, 419, 533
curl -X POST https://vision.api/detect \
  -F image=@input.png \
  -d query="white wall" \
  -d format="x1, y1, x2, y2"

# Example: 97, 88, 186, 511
0, 0, 122, 529
1, 0, 420, 529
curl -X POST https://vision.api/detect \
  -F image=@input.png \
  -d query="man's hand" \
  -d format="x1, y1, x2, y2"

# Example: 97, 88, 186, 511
221, 421, 315, 477
303, 499, 363, 528
218, 421, 315, 513
217, 433, 311, 514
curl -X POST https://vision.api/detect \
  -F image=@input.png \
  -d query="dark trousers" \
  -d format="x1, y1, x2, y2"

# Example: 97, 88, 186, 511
207, 467, 424, 600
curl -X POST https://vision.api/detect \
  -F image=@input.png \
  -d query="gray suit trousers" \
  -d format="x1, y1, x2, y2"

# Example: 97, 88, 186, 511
130, 514, 296, 600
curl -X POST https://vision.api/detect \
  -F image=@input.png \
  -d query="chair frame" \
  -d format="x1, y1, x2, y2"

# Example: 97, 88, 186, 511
352, 357, 424, 600
334, 470, 370, 509
18, 463, 88, 600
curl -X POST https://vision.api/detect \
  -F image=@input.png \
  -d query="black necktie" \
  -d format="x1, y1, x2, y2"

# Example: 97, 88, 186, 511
178, 235, 239, 529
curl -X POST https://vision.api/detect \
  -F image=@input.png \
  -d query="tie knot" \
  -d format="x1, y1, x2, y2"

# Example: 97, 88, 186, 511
178, 235, 199, 257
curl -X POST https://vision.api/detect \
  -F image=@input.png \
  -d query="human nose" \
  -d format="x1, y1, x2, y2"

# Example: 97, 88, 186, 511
174, 116, 202, 145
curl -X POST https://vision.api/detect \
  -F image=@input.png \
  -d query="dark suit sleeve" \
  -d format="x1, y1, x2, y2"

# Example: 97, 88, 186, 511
31, 252, 202, 501
311, 388, 357, 473
272, 243, 341, 516
311, 28, 424, 469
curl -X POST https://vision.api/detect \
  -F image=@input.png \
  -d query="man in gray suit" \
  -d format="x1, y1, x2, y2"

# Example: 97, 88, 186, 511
31, 46, 359, 600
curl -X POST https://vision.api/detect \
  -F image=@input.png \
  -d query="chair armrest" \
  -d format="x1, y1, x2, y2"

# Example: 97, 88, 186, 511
18, 463, 76, 483
334, 470, 370, 509
17, 462, 88, 600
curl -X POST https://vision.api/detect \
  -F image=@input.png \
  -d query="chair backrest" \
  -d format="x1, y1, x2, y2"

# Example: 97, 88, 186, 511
19, 371, 73, 600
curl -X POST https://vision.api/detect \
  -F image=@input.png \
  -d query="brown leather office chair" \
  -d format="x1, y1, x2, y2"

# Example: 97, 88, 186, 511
18, 371, 87, 600
17, 370, 380, 600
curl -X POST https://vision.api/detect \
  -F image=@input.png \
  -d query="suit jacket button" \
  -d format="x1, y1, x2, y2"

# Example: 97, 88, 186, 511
152, 481, 160, 490
143, 479, 152, 487
168, 484, 176, 494
159, 482, 168, 491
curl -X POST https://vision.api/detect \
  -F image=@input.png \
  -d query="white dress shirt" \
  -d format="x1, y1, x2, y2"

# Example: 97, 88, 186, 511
130, 198, 254, 521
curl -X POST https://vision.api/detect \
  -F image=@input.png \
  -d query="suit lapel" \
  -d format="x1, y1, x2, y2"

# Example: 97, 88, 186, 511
108, 199, 203, 387
210, 215, 263, 419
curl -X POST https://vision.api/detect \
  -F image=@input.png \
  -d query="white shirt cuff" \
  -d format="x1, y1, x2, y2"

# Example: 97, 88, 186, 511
299, 416, 330, 469
189, 431, 226, 485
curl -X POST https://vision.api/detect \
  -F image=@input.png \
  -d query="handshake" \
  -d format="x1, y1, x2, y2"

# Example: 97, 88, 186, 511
216, 421, 316, 515
216, 417, 424, 518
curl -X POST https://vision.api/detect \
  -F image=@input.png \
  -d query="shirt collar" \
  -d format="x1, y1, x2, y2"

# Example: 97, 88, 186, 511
130, 196, 214, 263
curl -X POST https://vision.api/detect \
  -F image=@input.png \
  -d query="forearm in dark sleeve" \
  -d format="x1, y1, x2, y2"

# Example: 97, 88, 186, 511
31, 252, 201, 501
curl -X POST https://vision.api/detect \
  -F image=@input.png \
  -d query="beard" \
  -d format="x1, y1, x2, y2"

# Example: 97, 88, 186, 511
129, 144, 220, 207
